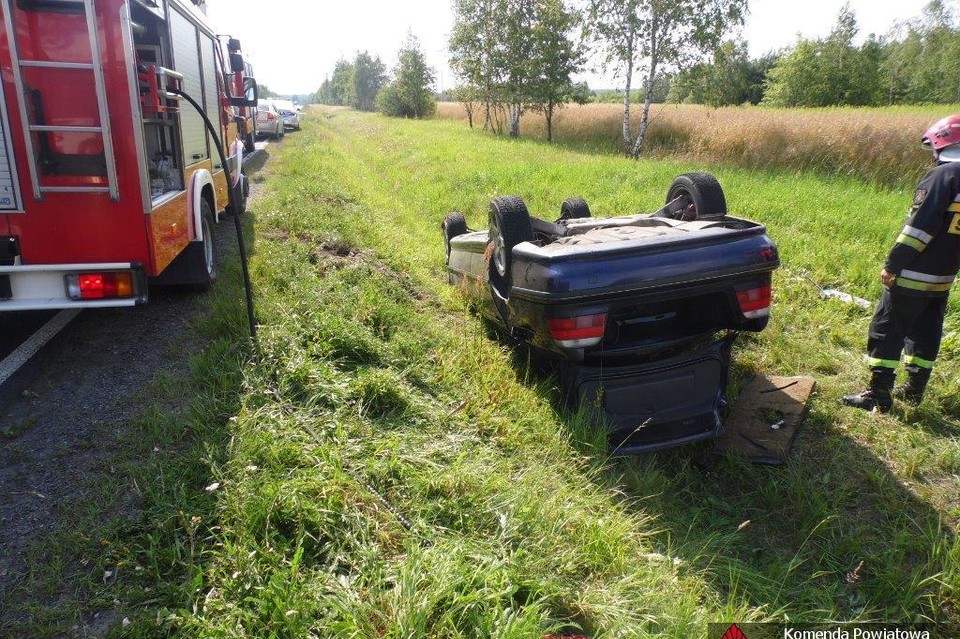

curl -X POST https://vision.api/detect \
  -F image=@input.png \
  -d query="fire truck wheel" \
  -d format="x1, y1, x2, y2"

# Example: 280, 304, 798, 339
188, 199, 218, 290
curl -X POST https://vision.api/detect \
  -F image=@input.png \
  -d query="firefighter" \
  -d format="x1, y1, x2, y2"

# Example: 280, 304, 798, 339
843, 114, 960, 412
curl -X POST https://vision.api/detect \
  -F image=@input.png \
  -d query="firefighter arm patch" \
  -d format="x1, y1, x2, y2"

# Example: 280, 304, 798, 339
949, 212, 960, 235
914, 188, 928, 205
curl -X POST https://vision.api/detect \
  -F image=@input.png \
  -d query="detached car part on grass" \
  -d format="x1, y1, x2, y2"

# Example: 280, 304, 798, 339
442, 172, 780, 454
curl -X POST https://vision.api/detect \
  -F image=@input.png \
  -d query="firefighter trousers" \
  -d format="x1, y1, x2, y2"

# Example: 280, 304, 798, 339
866, 288, 948, 371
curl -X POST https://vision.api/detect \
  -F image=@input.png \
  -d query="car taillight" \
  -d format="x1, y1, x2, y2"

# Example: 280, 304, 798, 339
548, 313, 607, 348
65, 272, 135, 300
266, 113, 275, 120
736, 284, 771, 319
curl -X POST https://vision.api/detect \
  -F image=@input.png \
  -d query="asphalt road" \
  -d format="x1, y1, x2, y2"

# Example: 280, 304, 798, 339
0, 311, 55, 362
0, 139, 269, 377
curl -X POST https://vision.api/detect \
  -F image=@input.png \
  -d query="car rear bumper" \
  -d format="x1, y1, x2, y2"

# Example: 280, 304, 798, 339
561, 332, 735, 454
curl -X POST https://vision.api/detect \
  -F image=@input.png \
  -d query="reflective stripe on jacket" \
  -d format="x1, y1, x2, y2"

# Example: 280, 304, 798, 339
886, 162, 960, 297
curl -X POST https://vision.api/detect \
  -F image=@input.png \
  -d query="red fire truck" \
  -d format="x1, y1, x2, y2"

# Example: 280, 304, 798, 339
0, 0, 257, 311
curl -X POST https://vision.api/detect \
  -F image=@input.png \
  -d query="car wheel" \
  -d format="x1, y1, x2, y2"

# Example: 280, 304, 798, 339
488, 196, 533, 296
442, 211, 468, 265
559, 196, 591, 220
665, 172, 727, 220
244, 129, 256, 154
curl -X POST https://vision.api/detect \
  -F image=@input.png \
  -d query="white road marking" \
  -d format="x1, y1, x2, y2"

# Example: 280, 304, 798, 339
0, 309, 80, 387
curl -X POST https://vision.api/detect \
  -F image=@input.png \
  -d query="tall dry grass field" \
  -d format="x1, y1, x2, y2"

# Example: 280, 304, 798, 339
437, 102, 956, 189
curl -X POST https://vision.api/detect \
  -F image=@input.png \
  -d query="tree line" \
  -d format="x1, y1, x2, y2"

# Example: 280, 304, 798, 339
670, 1, 960, 108
312, 0, 960, 157
313, 33, 437, 119
448, 0, 747, 156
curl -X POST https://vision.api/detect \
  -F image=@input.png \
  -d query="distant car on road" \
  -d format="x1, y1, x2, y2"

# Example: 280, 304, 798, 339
256, 100, 285, 140
273, 99, 302, 131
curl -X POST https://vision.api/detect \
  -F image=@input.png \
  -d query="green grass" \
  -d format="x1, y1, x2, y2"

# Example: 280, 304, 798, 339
174, 109, 955, 635
7, 106, 960, 637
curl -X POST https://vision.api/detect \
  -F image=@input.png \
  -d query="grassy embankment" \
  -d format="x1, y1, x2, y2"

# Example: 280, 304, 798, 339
437, 102, 959, 189
171, 108, 957, 635
9, 106, 959, 637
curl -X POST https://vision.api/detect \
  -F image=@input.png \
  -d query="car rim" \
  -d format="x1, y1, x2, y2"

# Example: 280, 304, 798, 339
678, 188, 697, 214
491, 220, 507, 277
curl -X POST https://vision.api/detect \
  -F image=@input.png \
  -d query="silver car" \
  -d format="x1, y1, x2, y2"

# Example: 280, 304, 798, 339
272, 99, 302, 131
255, 100, 285, 139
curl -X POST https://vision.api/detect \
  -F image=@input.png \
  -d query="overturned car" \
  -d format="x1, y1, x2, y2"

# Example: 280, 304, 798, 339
442, 172, 780, 453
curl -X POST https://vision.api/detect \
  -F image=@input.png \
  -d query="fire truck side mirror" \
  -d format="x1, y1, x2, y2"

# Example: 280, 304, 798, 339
227, 38, 242, 53
229, 77, 258, 108
229, 52, 245, 74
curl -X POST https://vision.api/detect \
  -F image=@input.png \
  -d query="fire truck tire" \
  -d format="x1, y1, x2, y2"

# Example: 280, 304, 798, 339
230, 174, 249, 216
187, 199, 217, 290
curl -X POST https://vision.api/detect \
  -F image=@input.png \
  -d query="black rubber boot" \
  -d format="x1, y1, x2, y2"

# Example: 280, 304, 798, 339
843, 369, 895, 413
894, 367, 931, 406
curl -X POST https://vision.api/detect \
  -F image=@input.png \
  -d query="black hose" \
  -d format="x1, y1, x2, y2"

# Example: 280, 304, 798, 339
171, 88, 257, 343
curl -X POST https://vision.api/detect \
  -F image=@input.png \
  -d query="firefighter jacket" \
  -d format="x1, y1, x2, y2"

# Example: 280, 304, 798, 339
885, 161, 960, 297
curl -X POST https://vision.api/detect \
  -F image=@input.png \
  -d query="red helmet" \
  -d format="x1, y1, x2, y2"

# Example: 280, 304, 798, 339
922, 114, 960, 151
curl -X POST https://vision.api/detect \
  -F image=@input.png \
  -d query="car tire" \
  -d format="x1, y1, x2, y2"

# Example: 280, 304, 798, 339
665, 172, 727, 220
442, 211, 468, 264
488, 196, 533, 296
560, 196, 591, 220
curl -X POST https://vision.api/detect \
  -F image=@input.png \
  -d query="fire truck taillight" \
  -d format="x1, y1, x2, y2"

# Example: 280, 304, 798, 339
548, 313, 608, 348
65, 272, 136, 300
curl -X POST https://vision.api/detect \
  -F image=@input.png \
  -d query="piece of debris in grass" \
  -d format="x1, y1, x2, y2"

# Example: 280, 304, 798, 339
820, 288, 872, 309
737, 519, 752, 532
446, 399, 467, 417
845, 560, 865, 584
804, 274, 871, 309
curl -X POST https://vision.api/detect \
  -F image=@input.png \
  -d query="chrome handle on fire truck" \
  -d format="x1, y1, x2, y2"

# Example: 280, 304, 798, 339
155, 67, 184, 82
19, 60, 95, 70
40, 186, 110, 194
29, 125, 104, 134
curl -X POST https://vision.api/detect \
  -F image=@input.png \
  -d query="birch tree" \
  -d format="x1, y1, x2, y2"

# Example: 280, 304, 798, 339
587, 0, 747, 157
450, 0, 508, 131
528, 0, 584, 142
